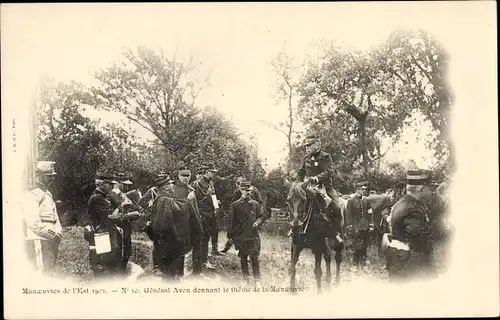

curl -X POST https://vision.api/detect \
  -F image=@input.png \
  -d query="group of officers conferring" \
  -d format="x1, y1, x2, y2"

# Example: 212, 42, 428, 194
84, 164, 268, 284
21, 160, 269, 284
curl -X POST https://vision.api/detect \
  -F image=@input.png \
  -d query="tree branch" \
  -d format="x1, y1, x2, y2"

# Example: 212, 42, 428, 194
259, 120, 289, 138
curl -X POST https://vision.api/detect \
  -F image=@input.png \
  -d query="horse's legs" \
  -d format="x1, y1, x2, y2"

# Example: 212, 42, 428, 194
289, 244, 302, 291
323, 251, 332, 291
314, 252, 323, 294
334, 247, 342, 285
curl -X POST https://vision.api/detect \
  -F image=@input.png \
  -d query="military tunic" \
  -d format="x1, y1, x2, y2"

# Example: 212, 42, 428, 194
345, 194, 371, 266
22, 187, 63, 275
191, 177, 218, 266
228, 197, 265, 280
85, 188, 127, 277
297, 150, 343, 238
387, 194, 434, 280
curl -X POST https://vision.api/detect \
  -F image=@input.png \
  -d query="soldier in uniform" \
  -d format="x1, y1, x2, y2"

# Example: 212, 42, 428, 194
150, 166, 204, 280
345, 181, 370, 270
84, 171, 140, 279
191, 164, 219, 272
227, 180, 266, 285
385, 169, 438, 282
22, 161, 62, 276
108, 172, 141, 273
222, 177, 265, 253
296, 133, 343, 246
137, 172, 173, 212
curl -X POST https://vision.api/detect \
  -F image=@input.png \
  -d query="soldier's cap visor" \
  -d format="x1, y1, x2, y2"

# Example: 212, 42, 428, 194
179, 169, 191, 176
121, 179, 133, 185
152, 176, 171, 186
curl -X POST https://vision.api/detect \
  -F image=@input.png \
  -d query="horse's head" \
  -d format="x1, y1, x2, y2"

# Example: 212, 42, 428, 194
287, 182, 307, 224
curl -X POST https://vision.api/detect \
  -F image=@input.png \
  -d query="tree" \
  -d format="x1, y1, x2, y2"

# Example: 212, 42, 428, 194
374, 28, 453, 167
266, 51, 301, 176
297, 29, 453, 180
92, 46, 209, 156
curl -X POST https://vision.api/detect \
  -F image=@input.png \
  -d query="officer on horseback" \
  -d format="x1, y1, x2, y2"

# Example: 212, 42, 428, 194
295, 133, 342, 244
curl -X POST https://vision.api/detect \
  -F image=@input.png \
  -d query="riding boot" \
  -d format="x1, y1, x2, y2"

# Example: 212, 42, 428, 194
250, 257, 260, 281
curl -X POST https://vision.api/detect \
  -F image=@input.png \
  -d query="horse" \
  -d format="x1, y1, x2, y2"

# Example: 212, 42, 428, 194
286, 178, 344, 294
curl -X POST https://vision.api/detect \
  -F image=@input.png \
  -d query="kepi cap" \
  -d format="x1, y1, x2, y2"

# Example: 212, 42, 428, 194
303, 133, 320, 147
95, 171, 118, 184
355, 180, 369, 188
36, 161, 57, 175
152, 173, 173, 187
239, 180, 252, 191
406, 169, 438, 186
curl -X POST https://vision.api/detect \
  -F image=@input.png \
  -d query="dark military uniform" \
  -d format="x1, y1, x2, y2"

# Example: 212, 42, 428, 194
387, 194, 434, 281
345, 193, 371, 267
223, 185, 264, 253
228, 184, 266, 282
150, 180, 204, 280
85, 187, 126, 278
296, 149, 342, 239
191, 175, 218, 269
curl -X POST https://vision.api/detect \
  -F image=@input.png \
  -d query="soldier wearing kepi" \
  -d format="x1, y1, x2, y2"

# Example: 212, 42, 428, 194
345, 181, 370, 271
140, 173, 175, 272
22, 161, 63, 276
191, 164, 219, 272
222, 177, 265, 254
151, 166, 204, 280
296, 133, 343, 246
84, 171, 140, 279
384, 169, 438, 282
228, 180, 266, 286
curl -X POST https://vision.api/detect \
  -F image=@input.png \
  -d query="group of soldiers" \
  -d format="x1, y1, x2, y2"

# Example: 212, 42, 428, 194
22, 160, 268, 285
22, 132, 451, 285
294, 133, 451, 282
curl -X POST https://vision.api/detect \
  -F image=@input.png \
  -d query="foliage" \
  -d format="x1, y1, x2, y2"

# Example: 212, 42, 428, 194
294, 29, 453, 180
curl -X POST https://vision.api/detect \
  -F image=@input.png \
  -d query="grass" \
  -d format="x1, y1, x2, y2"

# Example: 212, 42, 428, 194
55, 222, 392, 289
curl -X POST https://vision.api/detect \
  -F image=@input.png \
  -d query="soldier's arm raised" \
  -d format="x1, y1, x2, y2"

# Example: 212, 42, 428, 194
253, 187, 264, 205
315, 153, 334, 184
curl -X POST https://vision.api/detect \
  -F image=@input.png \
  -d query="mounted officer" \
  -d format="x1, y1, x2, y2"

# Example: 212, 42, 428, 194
296, 133, 343, 247
191, 164, 219, 272
84, 171, 140, 279
345, 180, 370, 270
383, 169, 439, 282
150, 165, 204, 280
22, 161, 62, 276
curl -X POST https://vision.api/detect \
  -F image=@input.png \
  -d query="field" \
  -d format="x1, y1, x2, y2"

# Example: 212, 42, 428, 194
55, 222, 391, 289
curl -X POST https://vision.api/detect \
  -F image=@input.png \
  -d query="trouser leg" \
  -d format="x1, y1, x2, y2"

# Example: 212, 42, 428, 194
192, 240, 203, 275
251, 257, 260, 280
211, 219, 219, 253
240, 256, 250, 280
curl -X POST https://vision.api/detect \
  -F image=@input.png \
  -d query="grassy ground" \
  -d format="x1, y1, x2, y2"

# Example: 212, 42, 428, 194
55, 224, 392, 289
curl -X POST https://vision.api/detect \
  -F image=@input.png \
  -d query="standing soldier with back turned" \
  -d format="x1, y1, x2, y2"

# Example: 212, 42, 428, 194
384, 169, 439, 282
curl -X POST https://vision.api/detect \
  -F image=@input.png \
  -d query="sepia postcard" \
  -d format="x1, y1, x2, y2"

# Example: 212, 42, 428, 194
2, 2, 498, 319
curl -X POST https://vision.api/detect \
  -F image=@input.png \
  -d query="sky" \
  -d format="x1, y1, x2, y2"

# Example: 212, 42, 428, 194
0, 2, 489, 171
